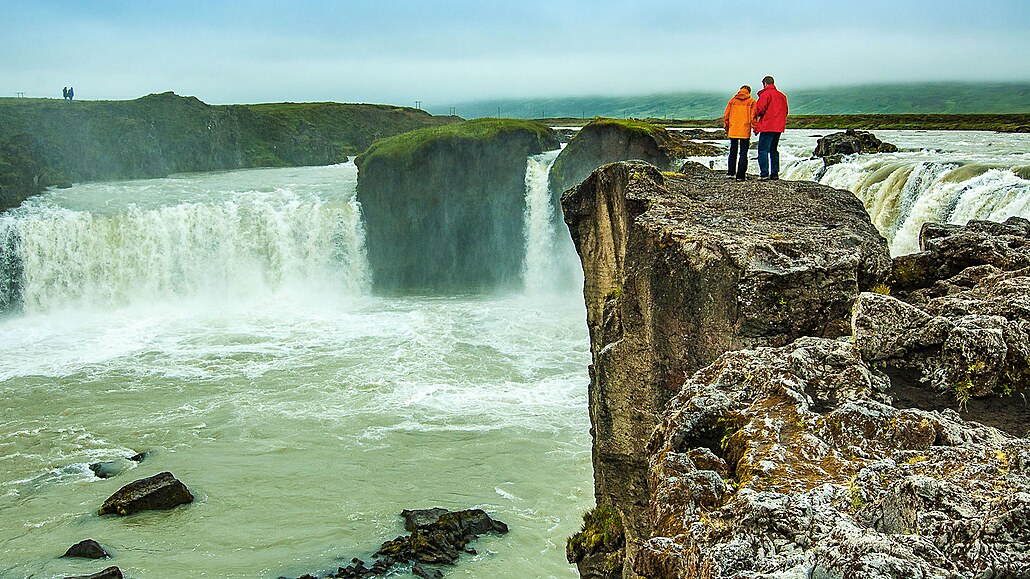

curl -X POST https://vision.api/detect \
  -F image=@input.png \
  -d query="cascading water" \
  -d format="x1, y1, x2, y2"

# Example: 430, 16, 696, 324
522, 149, 581, 294
774, 130, 1030, 255
0, 192, 368, 313
0, 162, 592, 578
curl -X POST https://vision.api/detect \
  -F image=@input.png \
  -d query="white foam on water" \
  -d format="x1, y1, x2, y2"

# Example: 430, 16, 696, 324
777, 130, 1030, 255
0, 164, 592, 578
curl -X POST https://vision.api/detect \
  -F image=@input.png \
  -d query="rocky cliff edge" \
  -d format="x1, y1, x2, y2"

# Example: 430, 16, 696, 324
562, 161, 1030, 578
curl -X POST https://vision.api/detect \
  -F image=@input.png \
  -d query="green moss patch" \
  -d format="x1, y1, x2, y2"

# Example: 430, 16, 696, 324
566, 503, 625, 566
355, 118, 555, 166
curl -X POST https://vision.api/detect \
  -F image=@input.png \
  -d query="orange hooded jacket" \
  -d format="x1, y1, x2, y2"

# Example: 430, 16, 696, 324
723, 88, 756, 139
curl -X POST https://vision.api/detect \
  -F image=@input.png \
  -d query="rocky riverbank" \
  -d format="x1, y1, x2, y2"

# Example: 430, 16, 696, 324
562, 160, 1030, 578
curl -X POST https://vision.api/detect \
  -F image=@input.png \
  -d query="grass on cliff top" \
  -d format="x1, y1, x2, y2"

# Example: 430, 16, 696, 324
585, 117, 667, 139
355, 118, 554, 164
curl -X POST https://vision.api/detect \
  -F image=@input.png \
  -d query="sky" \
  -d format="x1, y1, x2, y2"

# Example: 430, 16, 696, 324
2, 0, 1028, 108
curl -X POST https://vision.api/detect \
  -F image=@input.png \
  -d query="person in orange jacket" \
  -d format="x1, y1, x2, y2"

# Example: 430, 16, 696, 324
723, 85, 756, 180
753, 75, 788, 180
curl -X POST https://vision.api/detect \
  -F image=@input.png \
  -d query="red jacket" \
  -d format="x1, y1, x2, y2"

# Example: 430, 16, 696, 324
753, 84, 788, 133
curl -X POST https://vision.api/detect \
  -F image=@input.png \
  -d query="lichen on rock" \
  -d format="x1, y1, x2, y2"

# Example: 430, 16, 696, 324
561, 160, 890, 576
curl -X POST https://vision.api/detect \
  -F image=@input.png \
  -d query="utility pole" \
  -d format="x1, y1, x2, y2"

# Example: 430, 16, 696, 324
414, 100, 422, 110
16, 92, 25, 98
449, 106, 455, 116
497, 106, 501, 117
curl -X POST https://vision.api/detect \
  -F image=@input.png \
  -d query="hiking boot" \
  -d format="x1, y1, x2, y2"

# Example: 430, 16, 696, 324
770, 175, 779, 180
758, 175, 771, 181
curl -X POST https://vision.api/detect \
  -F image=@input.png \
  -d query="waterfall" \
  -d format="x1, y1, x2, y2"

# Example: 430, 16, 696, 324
0, 189, 369, 313
782, 155, 1030, 256
522, 149, 580, 293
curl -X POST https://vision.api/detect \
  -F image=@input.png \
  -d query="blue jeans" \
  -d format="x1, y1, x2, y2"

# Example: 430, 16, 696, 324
757, 132, 781, 178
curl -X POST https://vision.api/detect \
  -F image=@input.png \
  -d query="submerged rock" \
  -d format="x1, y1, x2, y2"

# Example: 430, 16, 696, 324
63, 566, 122, 579
355, 118, 558, 292
62, 539, 110, 559
813, 128, 899, 165
98, 471, 193, 516
561, 161, 889, 576
88, 450, 147, 479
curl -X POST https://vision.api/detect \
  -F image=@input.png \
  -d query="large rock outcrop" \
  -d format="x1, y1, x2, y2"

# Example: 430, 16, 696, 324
640, 336, 1030, 577
355, 118, 558, 292
856, 216, 1030, 418
549, 119, 713, 224
561, 161, 890, 576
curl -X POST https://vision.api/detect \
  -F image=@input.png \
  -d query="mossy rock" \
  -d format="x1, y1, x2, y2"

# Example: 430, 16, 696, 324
566, 503, 625, 577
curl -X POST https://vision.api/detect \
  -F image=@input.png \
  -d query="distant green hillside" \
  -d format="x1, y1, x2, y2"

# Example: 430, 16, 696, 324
444, 83, 1030, 120
0, 92, 457, 211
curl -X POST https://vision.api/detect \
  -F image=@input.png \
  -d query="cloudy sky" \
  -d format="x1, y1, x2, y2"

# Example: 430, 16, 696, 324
2, 0, 1028, 106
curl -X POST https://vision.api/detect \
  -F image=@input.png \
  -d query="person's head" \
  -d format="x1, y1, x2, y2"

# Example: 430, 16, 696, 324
762, 76, 775, 87
740, 85, 752, 93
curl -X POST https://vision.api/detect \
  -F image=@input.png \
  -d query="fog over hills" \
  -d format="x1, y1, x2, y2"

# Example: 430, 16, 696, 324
440, 82, 1030, 120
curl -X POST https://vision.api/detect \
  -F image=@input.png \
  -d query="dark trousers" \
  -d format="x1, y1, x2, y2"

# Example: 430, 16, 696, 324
727, 138, 750, 178
757, 131, 781, 177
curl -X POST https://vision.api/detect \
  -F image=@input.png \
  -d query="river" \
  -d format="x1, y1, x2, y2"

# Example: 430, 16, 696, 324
0, 161, 592, 578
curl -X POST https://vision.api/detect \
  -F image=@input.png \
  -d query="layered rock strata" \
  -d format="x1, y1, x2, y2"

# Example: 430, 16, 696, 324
561, 161, 890, 576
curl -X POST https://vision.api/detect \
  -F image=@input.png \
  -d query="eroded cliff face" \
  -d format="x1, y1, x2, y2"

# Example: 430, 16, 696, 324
564, 160, 1030, 578
561, 161, 890, 577
356, 119, 558, 292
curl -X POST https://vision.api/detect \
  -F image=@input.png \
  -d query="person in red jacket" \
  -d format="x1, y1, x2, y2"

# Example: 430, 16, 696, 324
722, 85, 756, 180
753, 75, 788, 180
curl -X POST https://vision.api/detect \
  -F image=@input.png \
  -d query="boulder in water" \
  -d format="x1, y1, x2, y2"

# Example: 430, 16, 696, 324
287, 508, 508, 578
62, 539, 110, 559
813, 128, 899, 165
63, 567, 122, 579
98, 471, 193, 516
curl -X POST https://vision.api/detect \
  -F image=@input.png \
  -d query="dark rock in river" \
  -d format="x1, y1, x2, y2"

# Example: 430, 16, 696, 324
401, 507, 450, 531
561, 161, 890, 576
98, 471, 193, 516
355, 118, 558, 292
288, 508, 507, 579
62, 539, 110, 559
63, 566, 122, 579
814, 128, 899, 165
89, 451, 145, 479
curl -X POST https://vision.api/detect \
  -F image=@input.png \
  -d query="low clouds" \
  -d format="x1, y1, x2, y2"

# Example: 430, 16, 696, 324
2, 0, 1027, 105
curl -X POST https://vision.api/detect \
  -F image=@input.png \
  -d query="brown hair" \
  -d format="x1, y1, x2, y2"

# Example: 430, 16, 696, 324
762, 75, 775, 86
740, 85, 752, 93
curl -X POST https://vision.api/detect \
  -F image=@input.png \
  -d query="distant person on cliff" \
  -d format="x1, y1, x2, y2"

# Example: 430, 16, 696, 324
722, 85, 756, 181
68, 86, 75, 101
62, 87, 68, 100
753, 75, 788, 180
